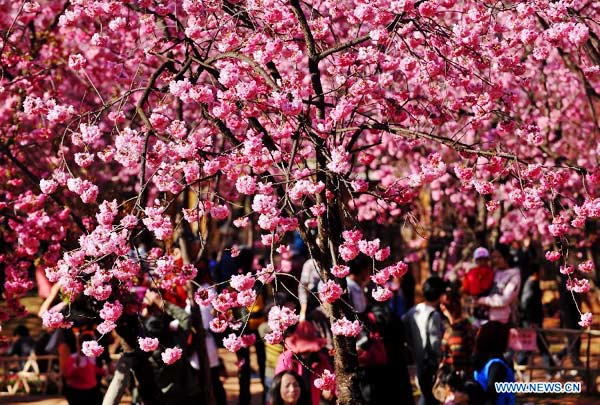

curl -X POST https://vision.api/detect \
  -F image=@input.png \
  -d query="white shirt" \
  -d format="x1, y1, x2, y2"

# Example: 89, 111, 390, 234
478, 267, 521, 324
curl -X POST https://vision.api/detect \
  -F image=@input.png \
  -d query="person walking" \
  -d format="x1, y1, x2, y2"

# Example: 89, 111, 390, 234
403, 276, 447, 405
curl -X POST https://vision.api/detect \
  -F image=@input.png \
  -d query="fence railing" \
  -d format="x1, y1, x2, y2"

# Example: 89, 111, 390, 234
513, 327, 600, 394
0, 353, 61, 395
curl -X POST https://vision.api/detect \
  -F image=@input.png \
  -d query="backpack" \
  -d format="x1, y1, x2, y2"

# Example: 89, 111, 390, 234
462, 265, 494, 296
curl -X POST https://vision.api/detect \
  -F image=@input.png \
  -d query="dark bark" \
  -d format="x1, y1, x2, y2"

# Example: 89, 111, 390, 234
312, 144, 364, 404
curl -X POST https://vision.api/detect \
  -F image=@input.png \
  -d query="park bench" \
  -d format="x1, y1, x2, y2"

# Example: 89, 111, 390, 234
0, 353, 62, 395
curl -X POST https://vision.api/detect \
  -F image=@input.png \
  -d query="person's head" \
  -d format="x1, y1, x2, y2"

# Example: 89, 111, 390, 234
474, 321, 510, 362
423, 276, 447, 305
473, 246, 490, 267
270, 370, 310, 405
234, 246, 254, 273
273, 291, 299, 312
443, 290, 463, 320
285, 321, 327, 355
13, 325, 30, 338
348, 256, 371, 286
490, 244, 514, 270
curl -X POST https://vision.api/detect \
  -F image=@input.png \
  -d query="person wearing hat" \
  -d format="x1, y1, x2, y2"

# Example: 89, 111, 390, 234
275, 321, 334, 405
462, 247, 494, 297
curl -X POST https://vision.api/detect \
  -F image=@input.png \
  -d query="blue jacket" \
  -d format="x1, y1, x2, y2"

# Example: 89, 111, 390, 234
474, 358, 515, 405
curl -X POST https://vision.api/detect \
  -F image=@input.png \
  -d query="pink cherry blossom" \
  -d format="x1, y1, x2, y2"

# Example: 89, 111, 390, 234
237, 289, 257, 307
209, 316, 229, 334
331, 317, 362, 337
579, 312, 593, 328
264, 330, 283, 345
327, 147, 351, 174
545, 251, 561, 262
578, 260, 594, 273
314, 369, 336, 391
42, 311, 67, 329
257, 264, 277, 284
230, 273, 255, 292
97, 321, 116, 335
194, 288, 216, 307
371, 286, 393, 302
374, 247, 391, 261
318, 280, 343, 303
339, 242, 359, 262
358, 239, 380, 257
388, 262, 409, 278
236, 175, 257, 194
99, 300, 123, 322
161, 347, 182, 364
472, 181, 494, 195
210, 205, 230, 220
331, 265, 350, 278
2, 0, 600, 398
371, 269, 390, 286
240, 334, 257, 348
223, 333, 243, 352
267, 306, 299, 333
560, 265, 574, 276
138, 337, 159, 352
82, 341, 104, 358
39, 179, 58, 194
342, 230, 363, 244
566, 278, 590, 294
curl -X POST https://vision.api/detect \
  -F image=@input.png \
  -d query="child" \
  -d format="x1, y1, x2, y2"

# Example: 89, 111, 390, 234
462, 247, 494, 297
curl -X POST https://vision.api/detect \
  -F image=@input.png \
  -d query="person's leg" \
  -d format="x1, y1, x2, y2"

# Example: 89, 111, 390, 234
569, 334, 583, 366
418, 371, 438, 405
238, 347, 251, 405
254, 331, 266, 389
211, 366, 227, 405
263, 375, 273, 405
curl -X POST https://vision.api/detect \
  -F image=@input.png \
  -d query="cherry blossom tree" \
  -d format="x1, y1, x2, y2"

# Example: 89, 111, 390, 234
1, 0, 600, 403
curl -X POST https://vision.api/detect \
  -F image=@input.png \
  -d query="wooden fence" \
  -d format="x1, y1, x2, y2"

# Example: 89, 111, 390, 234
0, 354, 61, 395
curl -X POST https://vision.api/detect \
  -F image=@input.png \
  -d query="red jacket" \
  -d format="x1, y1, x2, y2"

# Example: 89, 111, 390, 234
65, 354, 104, 390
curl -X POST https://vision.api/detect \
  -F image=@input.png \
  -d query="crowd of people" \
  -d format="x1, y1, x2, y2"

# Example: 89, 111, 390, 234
0, 239, 589, 405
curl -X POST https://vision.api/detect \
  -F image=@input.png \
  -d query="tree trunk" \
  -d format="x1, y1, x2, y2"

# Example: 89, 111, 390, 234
314, 144, 364, 404
330, 303, 363, 404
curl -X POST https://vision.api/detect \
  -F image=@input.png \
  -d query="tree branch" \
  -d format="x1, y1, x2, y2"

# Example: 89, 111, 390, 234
290, 0, 325, 118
